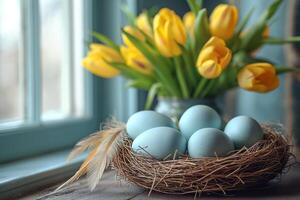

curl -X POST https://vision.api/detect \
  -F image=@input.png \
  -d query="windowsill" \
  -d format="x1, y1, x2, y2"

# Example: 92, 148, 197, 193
0, 149, 86, 199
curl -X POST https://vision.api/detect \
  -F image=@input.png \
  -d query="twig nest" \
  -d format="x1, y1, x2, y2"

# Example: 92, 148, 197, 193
112, 124, 292, 195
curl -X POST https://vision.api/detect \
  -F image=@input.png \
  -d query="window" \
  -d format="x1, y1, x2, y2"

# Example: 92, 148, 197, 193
0, 0, 101, 163
0, 0, 86, 124
0, 0, 23, 123
40, 0, 85, 119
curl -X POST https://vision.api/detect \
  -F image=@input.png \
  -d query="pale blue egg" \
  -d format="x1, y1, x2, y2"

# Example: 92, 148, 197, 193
126, 111, 174, 140
224, 116, 264, 149
188, 128, 234, 158
179, 105, 222, 140
132, 127, 187, 160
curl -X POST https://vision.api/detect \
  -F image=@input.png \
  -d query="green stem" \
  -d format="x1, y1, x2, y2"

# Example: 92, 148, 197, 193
174, 57, 189, 98
276, 67, 300, 74
154, 68, 179, 97
183, 50, 197, 88
264, 36, 300, 44
193, 78, 208, 98
145, 83, 162, 110
200, 79, 217, 98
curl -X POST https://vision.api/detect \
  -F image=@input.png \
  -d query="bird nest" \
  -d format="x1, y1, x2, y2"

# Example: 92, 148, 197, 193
112, 124, 293, 195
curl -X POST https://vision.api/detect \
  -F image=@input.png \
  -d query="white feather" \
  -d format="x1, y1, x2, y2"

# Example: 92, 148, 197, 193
55, 118, 126, 192
87, 127, 124, 190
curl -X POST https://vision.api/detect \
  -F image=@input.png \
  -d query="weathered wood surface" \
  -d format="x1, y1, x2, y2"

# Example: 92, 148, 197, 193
17, 164, 300, 200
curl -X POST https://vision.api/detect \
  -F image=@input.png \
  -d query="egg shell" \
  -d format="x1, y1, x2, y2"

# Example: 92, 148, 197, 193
224, 115, 264, 149
188, 128, 234, 158
179, 105, 222, 140
126, 111, 174, 140
132, 127, 187, 160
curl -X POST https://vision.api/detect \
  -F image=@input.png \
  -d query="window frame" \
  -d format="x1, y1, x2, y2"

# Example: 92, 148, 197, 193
0, 0, 136, 163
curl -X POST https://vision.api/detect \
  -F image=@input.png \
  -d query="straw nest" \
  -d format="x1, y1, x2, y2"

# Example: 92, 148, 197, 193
112, 124, 293, 195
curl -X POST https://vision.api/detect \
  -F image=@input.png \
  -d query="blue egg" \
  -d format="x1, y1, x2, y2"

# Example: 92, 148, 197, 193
188, 128, 234, 158
224, 116, 264, 149
179, 105, 222, 140
126, 111, 174, 140
132, 127, 187, 160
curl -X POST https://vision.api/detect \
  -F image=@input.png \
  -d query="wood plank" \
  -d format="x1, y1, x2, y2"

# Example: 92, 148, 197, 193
18, 164, 300, 200
18, 170, 144, 200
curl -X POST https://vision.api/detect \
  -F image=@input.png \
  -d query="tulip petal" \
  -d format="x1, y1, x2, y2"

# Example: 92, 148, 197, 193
120, 46, 153, 75
198, 60, 222, 79
183, 11, 196, 37
81, 44, 122, 78
196, 36, 232, 78
136, 12, 153, 39
82, 57, 119, 78
153, 8, 186, 57
210, 4, 239, 40
238, 62, 280, 93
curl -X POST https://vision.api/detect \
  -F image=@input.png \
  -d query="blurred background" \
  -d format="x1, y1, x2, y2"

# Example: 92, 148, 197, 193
0, 0, 299, 164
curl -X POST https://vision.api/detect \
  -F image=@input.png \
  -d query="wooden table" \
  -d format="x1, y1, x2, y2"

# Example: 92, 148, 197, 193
19, 164, 300, 200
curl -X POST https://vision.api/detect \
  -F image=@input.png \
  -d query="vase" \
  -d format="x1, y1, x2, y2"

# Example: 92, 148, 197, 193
154, 97, 221, 121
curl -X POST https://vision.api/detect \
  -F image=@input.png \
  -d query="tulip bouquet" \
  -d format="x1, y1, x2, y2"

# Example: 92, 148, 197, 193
82, 0, 300, 108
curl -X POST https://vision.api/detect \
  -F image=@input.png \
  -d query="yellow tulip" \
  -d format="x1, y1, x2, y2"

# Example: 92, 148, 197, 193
136, 12, 153, 39
153, 8, 187, 57
196, 37, 232, 79
237, 63, 279, 93
82, 44, 122, 78
120, 46, 152, 75
183, 11, 195, 37
122, 25, 145, 49
209, 4, 238, 40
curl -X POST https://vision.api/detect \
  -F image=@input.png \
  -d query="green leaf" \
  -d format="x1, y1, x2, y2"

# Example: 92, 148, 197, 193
91, 32, 119, 51
146, 7, 159, 19
196, 0, 203, 9
236, 7, 254, 36
194, 9, 210, 55
263, 36, 300, 44
187, 0, 201, 15
240, 23, 265, 52
126, 80, 153, 90
145, 83, 162, 110
240, 0, 283, 52
110, 62, 155, 82
260, 0, 283, 21
120, 4, 136, 26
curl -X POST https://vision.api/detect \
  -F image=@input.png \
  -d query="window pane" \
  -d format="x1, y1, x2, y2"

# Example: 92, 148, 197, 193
73, 0, 85, 117
40, 0, 65, 119
40, 0, 85, 120
0, 0, 23, 122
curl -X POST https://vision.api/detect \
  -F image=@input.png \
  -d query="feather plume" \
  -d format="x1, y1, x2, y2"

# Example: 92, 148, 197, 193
87, 127, 123, 190
67, 131, 103, 162
55, 118, 126, 192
